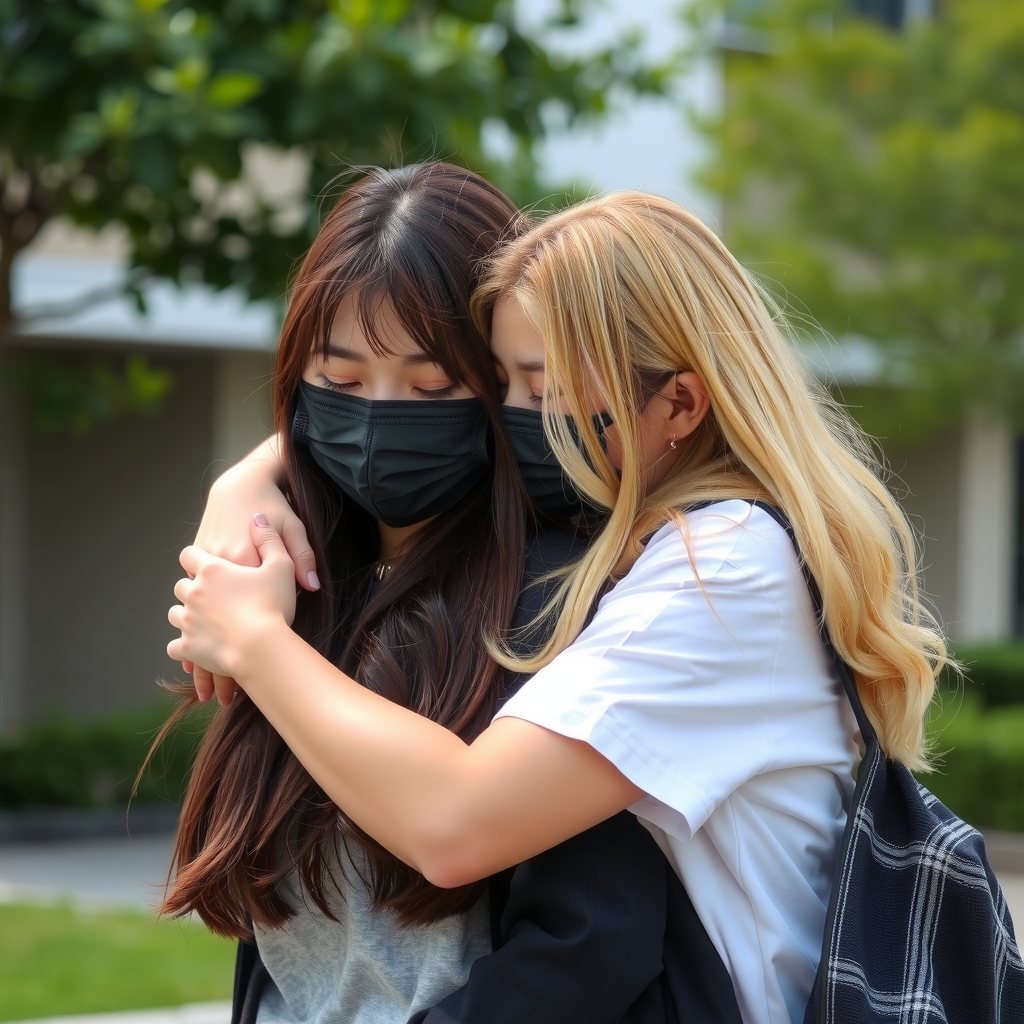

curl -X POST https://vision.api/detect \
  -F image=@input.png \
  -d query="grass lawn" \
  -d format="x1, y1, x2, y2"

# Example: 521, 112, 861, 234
0, 902, 236, 1022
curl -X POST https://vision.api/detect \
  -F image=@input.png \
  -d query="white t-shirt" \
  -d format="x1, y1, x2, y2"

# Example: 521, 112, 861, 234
494, 500, 860, 1024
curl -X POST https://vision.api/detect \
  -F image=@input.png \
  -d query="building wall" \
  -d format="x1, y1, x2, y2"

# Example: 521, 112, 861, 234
0, 380, 28, 729
22, 352, 216, 721
889, 428, 963, 637
891, 419, 1020, 644
5, 338, 1016, 728
212, 350, 276, 469
955, 417, 1016, 641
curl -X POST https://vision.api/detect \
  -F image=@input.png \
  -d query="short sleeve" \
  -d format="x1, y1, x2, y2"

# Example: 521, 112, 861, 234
494, 501, 841, 842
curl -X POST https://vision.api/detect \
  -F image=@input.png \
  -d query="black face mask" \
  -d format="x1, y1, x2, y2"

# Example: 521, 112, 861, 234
293, 382, 492, 528
501, 406, 612, 521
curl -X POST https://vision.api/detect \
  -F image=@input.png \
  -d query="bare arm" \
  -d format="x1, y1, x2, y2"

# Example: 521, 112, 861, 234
185, 434, 319, 703
168, 519, 641, 887
200, 434, 317, 584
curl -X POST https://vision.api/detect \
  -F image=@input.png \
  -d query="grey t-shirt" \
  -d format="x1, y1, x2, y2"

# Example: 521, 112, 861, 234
254, 838, 491, 1024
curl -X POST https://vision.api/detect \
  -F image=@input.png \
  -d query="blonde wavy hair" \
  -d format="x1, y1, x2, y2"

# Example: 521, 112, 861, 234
475, 191, 947, 770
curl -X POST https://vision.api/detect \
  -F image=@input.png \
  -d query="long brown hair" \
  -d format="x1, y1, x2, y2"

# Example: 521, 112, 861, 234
158, 164, 529, 937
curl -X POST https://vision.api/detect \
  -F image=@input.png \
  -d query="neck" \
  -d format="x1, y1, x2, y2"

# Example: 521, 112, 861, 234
377, 518, 434, 562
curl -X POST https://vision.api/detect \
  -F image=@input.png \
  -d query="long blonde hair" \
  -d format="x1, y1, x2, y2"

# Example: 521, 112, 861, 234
476, 191, 947, 770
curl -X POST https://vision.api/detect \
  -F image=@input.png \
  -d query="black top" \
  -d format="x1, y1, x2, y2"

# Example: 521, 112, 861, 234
231, 528, 742, 1024
408, 528, 741, 1024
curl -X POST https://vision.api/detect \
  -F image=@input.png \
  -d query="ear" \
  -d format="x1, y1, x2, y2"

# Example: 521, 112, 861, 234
654, 371, 711, 445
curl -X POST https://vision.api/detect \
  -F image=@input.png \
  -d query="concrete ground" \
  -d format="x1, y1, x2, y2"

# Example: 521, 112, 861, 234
3, 1006, 231, 1024
0, 834, 175, 910
2, 832, 1022, 1024
2, 831, 1023, 919
1002, 873, 1024, 928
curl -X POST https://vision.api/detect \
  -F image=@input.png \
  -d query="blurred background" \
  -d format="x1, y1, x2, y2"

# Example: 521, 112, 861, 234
1, 0, 1022, 1021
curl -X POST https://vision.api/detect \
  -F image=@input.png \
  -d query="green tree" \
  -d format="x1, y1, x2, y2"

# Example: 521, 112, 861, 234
0, 0, 663, 335
692, 0, 1024, 440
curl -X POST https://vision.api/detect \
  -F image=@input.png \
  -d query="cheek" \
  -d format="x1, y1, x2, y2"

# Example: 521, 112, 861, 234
501, 373, 533, 410
603, 425, 623, 471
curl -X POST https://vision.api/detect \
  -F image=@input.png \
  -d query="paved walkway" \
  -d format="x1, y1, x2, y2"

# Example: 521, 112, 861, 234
3, 830, 1023, 919
1001, 873, 1024, 926
4, 1004, 231, 1024
2, 832, 1022, 1024
0, 834, 175, 910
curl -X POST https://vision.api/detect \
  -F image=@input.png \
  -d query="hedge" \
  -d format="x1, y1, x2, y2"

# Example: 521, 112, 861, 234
921, 693, 1024, 832
945, 642, 1024, 707
1, 643, 1022, 830
0, 699, 212, 810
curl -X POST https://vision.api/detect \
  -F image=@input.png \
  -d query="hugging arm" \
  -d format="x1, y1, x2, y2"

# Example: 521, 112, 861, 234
169, 520, 643, 885
185, 434, 319, 703
199, 433, 318, 587
410, 812, 668, 1024
410, 534, 669, 1024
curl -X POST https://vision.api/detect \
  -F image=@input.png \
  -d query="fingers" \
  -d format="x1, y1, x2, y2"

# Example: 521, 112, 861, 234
249, 513, 294, 571
193, 664, 216, 703
168, 603, 184, 630
169, 640, 224, 706
179, 545, 211, 579
212, 674, 238, 707
281, 515, 320, 591
167, 634, 185, 662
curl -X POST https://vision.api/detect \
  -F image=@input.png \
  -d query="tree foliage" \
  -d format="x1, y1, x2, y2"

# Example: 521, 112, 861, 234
693, 0, 1024, 439
0, 0, 662, 327
7, 352, 173, 433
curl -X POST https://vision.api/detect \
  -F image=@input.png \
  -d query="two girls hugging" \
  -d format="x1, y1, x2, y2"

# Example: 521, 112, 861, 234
163, 163, 945, 1024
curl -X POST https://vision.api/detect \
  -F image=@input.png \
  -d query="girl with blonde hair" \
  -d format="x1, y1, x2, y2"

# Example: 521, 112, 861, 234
170, 191, 946, 1024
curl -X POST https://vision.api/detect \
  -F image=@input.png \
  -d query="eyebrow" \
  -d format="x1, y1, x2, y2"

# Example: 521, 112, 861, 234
326, 345, 442, 369
516, 360, 545, 373
403, 352, 441, 366
326, 345, 367, 363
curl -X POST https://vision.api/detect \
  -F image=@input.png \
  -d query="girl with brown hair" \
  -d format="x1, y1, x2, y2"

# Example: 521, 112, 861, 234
160, 165, 683, 1024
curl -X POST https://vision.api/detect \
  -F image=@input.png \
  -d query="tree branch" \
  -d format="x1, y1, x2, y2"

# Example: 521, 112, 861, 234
16, 266, 153, 328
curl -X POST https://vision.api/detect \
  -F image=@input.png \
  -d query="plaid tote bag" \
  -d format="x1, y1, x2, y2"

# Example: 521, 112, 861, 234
751, 503, 1024, 1023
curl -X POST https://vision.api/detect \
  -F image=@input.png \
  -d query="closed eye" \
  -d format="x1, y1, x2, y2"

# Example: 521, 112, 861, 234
415, 385, 458, 400
318, 374, 359, 392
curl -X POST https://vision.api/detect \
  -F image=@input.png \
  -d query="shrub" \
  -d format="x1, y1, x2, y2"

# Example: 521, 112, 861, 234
946, 642, 1024, 707
0, 699, 212, 810
922, 693, 1024, 832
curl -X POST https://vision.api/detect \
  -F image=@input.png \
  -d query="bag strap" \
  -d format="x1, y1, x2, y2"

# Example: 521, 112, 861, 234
745, 500, 879, 751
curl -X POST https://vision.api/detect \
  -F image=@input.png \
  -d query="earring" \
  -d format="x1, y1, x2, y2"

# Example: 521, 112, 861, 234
669, 435, 678, 449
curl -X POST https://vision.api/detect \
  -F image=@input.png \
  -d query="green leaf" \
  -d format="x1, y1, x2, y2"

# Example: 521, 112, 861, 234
0, 0, 664, 335
145, 67, 179, 95
173, 55, 210, 92
206, 70, 264, 108
692, 0, 1024, 437
99, 88, 140, 134
62, 114, 107, 158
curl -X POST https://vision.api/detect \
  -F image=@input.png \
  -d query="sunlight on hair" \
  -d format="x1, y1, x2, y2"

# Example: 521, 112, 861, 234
476, 191, 952, 771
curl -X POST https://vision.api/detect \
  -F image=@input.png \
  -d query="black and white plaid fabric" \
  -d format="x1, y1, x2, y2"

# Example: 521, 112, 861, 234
751, 504, 1023, 1023
804, 691, 1024, 1023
